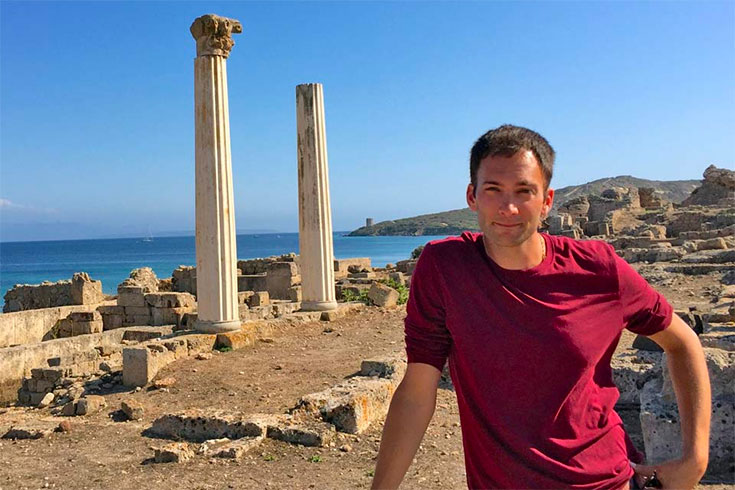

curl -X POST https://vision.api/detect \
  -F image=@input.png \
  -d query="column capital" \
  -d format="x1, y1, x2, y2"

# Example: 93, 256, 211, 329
190, 14, 242, 58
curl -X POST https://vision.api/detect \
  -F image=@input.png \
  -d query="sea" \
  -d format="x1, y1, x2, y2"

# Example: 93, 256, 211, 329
0, 232, 448, 309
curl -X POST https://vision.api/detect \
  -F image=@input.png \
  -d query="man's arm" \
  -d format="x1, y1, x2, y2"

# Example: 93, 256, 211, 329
371, 363, 442, 489
633, 314, 711, 490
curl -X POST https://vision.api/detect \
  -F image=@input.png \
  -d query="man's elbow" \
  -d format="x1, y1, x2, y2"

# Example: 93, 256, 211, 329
649, 314, 704, 354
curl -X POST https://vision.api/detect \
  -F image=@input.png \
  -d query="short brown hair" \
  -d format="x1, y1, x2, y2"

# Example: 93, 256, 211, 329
470, 124, 555, 191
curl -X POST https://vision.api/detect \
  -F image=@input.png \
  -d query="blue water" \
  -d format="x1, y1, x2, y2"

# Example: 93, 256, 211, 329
0, 232, 447, 308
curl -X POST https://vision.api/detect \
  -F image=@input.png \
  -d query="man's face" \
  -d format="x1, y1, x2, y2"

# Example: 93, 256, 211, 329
466, 150, 553, 249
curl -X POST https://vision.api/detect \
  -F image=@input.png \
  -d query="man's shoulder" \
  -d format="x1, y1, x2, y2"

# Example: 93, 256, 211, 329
423, 231, 482, 260
547, 234, 618, 271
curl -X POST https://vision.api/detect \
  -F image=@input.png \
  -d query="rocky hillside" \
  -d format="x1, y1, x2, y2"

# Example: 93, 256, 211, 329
348, 175, 701, 236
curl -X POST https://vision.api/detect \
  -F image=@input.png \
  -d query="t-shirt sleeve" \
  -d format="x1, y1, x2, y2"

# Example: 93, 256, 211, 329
613, 253, 673, 336
404, 243, 452, 372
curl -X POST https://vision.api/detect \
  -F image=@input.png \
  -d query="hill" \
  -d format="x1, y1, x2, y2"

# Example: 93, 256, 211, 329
347, 176, 700, 236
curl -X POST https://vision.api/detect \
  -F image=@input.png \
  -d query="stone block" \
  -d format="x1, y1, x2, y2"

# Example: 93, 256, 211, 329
144, 292, 196, 308
150, 410, 271, 442
349, 272, 376, 279
395, 259, 418, 275
287, 286, 302, 302
33, 368, 63, 383
101, 313, 124, 330
37, 392, 54, 408
334, 258, 372, 279
125, 306, 150, 316
123, 347, 158, 387
272, 301, 300, 317
388, 272, 406, 285
248, 291, 269, 307
238, 291, 255, 304
122, 326, 174, 343
266, 418, 336, 447
151, 307, 189, 326
121, 400, 144, 420
698, 237, 728, 251
154, 442, 194, 463
360, 357, 407, 379
368, 282, 399, 307
70, 272, 105, 305
76, 395, 106, 416
117, 290, 146, 307
213, 436, 264, 459
215, 327, 256, 351
185, 334, 217, 356
61, 401, 77, 417
610, 353, 660, 406
238, 274, 267, 293
296, 377, 398, 434
73, 320, 103, 335
68, 311, 101, 322
266, 262, 301, 299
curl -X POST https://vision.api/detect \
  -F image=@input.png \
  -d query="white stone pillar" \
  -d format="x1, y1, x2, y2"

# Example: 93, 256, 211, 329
296, 83, 338, 311
191, 14, 243, 333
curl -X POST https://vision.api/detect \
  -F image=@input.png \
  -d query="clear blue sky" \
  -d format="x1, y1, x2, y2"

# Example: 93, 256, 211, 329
1, 1, 733, 242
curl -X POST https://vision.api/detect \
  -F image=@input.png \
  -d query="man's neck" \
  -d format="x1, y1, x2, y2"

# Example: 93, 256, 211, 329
482, 233, 545, 270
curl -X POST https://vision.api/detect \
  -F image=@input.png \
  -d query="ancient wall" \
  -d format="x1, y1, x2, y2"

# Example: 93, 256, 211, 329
587, 187, 641, 222
0, 328, 128, 405
3, 273, 104, 313
0, 302, 113, 349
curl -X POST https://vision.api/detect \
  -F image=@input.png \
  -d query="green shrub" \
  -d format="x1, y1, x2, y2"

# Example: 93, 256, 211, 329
411, 244, 425, 259
380, 279, 409, 305
340, 288, 372, 305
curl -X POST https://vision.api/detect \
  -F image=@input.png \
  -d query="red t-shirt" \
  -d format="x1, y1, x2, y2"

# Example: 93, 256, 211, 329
405, 232, 673, 489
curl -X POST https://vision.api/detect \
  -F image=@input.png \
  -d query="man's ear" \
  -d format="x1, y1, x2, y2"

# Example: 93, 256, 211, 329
467, 183, 477, 211
542, 188, 554, 218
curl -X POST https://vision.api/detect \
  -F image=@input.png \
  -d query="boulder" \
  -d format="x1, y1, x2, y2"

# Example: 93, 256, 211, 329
368, 282, 399, 307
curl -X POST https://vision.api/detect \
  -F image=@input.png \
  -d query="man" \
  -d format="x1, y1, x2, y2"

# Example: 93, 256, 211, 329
371, 125, 710, 489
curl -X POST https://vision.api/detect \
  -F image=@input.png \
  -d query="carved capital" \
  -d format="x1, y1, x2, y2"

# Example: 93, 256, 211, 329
190, 14, 243, 58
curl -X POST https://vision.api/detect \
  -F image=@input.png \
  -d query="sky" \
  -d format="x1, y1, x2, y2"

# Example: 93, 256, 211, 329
1, 1, 733, 242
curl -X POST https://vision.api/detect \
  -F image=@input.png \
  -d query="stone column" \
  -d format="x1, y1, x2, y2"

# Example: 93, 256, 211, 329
190, 14, 243, 333
296, 83, 338, 311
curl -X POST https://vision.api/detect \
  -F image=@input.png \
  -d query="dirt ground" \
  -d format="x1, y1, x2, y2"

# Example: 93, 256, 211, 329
0, 270, 733, 490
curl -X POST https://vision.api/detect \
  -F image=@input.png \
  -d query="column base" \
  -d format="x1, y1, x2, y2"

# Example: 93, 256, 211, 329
194, 318, 242, 333
300, 300, 338, 312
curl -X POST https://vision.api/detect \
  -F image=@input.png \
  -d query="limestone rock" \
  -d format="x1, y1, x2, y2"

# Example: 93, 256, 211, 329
266, 418, 336, 447
70, 272, 105, 305
118, 267, 159, 294
76, 395, 106, 416
295, 376, 399, 434
154, 442, 194, 463
121, 400, 144, 421
149, 410, 273, 442
213, 436, 264, 459
37, 392, 54, 408
368, 282, 399, 307
611, 353, 660, 405
215, 327, 256, 351
682, 165, 735, 207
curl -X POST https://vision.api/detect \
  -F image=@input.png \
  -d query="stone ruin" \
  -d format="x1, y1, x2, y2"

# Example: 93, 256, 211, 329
549, 165, 734, 244
3, 272, 104, 313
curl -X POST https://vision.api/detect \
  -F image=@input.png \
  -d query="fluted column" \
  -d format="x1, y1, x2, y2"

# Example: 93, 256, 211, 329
191, 14, 243, 332
296, 83, 338, 311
